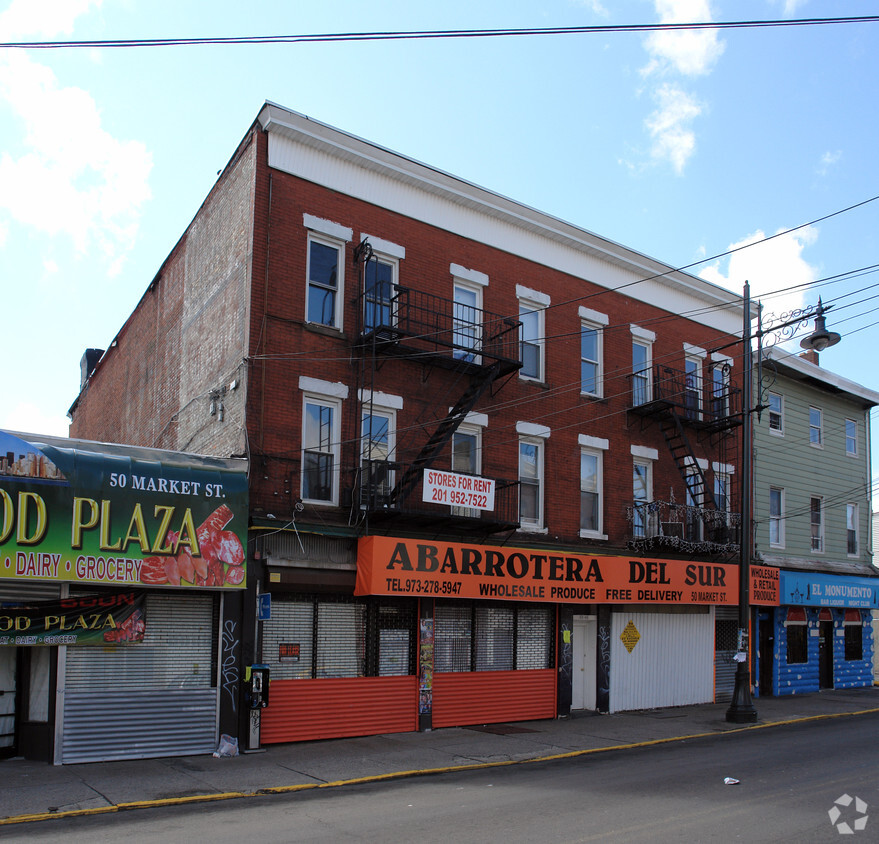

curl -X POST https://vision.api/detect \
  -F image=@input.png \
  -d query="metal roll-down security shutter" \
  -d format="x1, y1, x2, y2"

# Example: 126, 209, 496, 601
61, 593, 219, 764
714, 606, 738, 703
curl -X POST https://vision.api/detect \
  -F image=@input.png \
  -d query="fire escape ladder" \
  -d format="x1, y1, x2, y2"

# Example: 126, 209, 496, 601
389, 362, 503, 505
660, 412, 718, 511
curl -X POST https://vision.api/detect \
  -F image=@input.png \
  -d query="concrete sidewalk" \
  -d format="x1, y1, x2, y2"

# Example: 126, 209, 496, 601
3, 687, 878, 827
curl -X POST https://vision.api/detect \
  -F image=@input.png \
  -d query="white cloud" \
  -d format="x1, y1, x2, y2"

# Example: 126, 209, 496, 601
0, 0, 150, 274
0, 0, 102, 39
699, 227, 821, 346
645, 84, 702, 174
818, 150, 842, 176
642, 0, 725, 77
1, 401, 69, 438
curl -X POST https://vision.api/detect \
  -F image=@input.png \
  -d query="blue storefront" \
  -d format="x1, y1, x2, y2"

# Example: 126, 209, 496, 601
756, 571, 878, 696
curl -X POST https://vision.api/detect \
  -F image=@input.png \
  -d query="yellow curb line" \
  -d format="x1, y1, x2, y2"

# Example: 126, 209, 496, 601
3, 706, 879, 826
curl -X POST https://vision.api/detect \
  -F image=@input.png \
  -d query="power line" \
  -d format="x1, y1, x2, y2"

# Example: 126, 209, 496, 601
3, 16, 879, 50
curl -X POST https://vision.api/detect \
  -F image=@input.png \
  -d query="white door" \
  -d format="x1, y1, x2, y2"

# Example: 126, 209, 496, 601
0, 648, 16, 752
572, 616, 596, 711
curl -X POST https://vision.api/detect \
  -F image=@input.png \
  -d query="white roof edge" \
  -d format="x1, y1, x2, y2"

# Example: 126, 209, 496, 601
765, 347, 879, 406
257, 102, 743, 312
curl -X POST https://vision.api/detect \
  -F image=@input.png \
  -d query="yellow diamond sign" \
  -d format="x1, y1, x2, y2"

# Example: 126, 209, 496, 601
620, 620, 641, 653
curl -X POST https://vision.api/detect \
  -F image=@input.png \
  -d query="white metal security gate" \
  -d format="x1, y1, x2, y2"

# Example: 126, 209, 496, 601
61, 592, 219, 764
609, 608, 713, 712
714, 606, 738, 703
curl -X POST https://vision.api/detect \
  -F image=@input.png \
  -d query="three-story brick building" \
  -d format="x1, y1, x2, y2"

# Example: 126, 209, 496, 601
70, 102, 751, 745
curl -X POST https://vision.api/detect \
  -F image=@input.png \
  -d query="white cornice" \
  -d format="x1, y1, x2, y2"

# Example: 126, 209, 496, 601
763, 347, 879, 406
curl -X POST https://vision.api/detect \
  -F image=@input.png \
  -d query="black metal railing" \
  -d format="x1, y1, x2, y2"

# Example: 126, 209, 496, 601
627, 499, 741, 555
360, 286, 521, 373
628, 365, 741, 427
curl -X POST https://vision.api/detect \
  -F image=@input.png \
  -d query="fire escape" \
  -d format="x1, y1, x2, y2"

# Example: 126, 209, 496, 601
351, 241, 522, 534
627, 363, 742, 556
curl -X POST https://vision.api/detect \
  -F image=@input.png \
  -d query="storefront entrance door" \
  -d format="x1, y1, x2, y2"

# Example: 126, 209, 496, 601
572, 616, 596, 711
0, 648, 17, 757
818, 620, 834, 689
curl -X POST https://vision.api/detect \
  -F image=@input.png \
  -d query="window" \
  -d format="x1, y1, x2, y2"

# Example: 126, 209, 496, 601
453, 281, 483, 362
846, 503, 859, 556
518, 301, 545, 380
306, 237, 343, 327
519, 439, 543, 528
517, 425, 548, 530
299, 377, 347, 505
768, 392, 783, 434
361, 235, 405, 333
580, 450, 601, 535
685, 467, 703, 542
785, 607, 808, 664
710, 363, 730, 419
810, 496, 824, 552
580, 324, 601, 396
632, 459, 652, 538
845, 419, 858, 456
844, 610, 863, 661
363, 255, 397, 331
683, 348, 704, 420
434, 602, 553, 673
452, 425, 480, 518
302, 398, 341, 504
809, 407, 823, 447
630, 326, 654, 406
361, 409, 394, 508
304, 214, 352, 328
769, 487, 784, 548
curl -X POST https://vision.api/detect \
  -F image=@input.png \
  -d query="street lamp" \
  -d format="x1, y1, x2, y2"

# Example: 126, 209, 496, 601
725, 284, 841, 724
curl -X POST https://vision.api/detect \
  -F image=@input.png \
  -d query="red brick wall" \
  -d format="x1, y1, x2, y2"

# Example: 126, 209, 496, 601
70, 129, 258, 458
246, 163, 743, 547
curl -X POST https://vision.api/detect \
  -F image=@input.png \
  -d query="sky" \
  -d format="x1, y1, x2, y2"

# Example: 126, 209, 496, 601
1, 0, 878, 507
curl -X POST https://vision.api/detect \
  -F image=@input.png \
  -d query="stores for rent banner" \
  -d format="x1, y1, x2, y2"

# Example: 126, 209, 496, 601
0, 430, 248, 590
356, 536, 779, 606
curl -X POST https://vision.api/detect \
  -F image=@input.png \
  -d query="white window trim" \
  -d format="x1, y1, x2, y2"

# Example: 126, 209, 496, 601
517, 421, 551, 439
360, 233, 405, 259
712, 461, 735, 476
452, 423, 483, 476
631, 444, 659, 461
769, 486, 785, 549
300, 392, 343, 507
684, 352, 704, 417
450, 409, 489, 428
630, 324, 656, 343
683, 343, 707, 359
768, 391, 784, 436
358, 389, 403, 410
303, 214, 353, 242
578, 306, 609, 326
846, 503, 859, 557
578, 434, 609, 450
845, 418, 858, 457
516, 284, 551, 308
810, 495, 825, 553
809, 406, 823, 449
299, 376, 349, 400
579, 447, 606, 540
305, 232, 346, 330
450, 264, 489, 287
580, 317, 604, 398
518, 292, 548, 383
518, 435, 547, 534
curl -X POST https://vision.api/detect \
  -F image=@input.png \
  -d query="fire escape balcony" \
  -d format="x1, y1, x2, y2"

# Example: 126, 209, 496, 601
353, 459, 520, 535
627, 364, 741, 433
627, 500, 741, 557
358, 285, 521, 377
